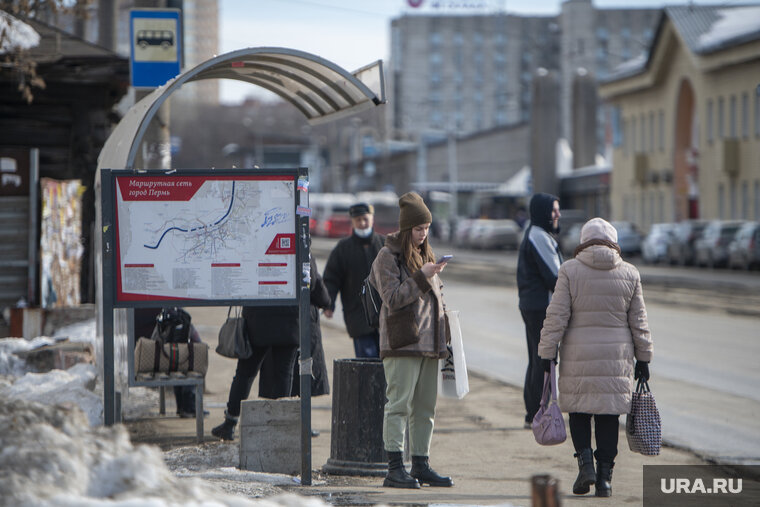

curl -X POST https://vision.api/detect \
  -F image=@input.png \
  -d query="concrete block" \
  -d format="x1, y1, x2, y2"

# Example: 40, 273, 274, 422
239, 399, 300, 475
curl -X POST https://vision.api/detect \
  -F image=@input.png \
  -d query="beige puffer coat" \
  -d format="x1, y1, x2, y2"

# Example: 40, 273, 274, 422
538, 244, 653, 415
369, 233, 447, 359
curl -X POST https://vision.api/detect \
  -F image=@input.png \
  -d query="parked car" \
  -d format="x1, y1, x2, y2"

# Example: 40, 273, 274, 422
559, 222, 583, 258
694, 220, 747, 268
727, 221, 760, 270
470, 219, 521, 250
641, 223, 677, 264
557, 209, 587, 256
453, 218, 479, 248
610, 221, 643, 256
666, 219, 708, 266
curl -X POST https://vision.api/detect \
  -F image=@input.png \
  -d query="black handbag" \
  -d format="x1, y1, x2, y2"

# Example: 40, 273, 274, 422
215, 307, 252, 359
360, 275, 382, 328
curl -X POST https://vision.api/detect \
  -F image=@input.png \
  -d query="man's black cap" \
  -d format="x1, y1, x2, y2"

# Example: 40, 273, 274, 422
349, 203, 374, 217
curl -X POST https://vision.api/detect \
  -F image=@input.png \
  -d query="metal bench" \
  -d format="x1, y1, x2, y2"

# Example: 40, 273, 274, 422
127, 314, 204, 442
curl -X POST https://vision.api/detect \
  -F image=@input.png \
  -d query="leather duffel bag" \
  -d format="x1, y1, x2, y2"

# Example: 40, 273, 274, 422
135, 337, 208, 376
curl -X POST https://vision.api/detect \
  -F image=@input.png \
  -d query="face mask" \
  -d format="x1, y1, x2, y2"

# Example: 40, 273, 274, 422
354, 227, 372, 238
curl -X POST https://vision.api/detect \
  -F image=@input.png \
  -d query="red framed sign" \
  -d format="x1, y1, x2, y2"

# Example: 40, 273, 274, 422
107, 170, 299, 303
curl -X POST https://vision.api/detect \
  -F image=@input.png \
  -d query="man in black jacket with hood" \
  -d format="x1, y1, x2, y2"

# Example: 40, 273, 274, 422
517, 193, 563, 428
323, 203, 385, 357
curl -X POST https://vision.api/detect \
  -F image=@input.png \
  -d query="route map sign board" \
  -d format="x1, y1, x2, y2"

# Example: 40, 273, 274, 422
104, 170, 301, 305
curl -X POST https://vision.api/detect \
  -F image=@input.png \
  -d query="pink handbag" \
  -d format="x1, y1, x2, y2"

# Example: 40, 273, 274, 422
532, 362, 567, 445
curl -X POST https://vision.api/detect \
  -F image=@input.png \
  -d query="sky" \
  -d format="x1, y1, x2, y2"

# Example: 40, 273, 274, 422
218, 0, 730, 104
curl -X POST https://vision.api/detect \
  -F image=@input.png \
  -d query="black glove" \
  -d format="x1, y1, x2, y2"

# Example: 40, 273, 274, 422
541, 359, 553, 372
634, 361, 650, 381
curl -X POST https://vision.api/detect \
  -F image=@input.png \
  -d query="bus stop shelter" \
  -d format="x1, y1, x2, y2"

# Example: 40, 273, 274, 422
96, 47, 385, 485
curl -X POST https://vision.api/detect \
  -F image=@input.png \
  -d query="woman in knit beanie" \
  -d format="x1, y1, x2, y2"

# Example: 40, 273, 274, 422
368, 191, 453, 489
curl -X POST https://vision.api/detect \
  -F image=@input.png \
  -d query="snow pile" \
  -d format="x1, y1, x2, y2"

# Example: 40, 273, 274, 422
0, 319, 332, 506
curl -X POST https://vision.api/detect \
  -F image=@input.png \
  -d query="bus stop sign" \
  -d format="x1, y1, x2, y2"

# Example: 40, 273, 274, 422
130, 9, 182, 89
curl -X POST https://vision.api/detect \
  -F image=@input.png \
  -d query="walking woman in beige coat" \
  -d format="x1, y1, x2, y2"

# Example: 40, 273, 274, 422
370, 192, 452, 489
538, 217, 653, 498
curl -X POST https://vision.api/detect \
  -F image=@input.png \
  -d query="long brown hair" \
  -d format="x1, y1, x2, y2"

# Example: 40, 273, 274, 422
399, 228, 435, 271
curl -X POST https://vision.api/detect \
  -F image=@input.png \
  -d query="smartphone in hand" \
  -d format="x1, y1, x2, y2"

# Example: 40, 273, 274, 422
436, 255, 453, 264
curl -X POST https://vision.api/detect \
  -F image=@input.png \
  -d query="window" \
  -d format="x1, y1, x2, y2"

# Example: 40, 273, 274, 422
742, 181, 749, 219
718, 96, 725, 138
632, 117, 637, 153
658, 110, 665, 152
730, 95, 737, 138
718, 183, 725, 219
649, 112, 655, 152
756, 86, 760, 137
707, 99, 713, 143
730, 182, 737, 219
742, 92, 749, 139
640, 113, 645, 152
612, 107, 622, 147
622, 118, 628, 156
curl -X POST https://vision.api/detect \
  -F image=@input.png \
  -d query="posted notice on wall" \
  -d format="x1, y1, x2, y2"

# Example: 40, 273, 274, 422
114, 174, 296, 301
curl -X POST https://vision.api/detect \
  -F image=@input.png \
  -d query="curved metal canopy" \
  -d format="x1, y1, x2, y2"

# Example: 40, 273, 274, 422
98, 47, 386, 171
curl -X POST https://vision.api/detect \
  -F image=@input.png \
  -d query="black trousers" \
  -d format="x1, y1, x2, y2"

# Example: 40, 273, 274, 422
225, 344, 297, 417
569, 412, 620, 463
520, 308, 547, 423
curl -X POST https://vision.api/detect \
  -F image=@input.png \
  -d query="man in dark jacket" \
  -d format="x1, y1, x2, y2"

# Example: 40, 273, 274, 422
517, 192, 563, 428
323, 202, 385, 358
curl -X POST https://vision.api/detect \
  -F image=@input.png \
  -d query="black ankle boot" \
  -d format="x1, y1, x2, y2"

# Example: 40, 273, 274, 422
383, 451, 420, 489
211, 411, 238, 441
410, 455, 454, 487
572, 448, 595, 495
595, 460, 614, 497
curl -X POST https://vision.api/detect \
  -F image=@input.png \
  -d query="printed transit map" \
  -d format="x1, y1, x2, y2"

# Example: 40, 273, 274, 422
114, 175, 297, 301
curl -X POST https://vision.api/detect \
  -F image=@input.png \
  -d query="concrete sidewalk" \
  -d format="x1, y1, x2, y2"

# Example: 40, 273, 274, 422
128, 304, 705, 506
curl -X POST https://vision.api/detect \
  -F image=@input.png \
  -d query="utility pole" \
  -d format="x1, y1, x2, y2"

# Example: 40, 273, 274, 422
134, 0, 173, 170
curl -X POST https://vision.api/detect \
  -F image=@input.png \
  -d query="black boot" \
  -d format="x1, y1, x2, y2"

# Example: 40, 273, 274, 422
572, 448, 595, 495
211, 411, 238, 441
383, 451, 420, 489
595, 460, 614, 497
410, 455, 454, 487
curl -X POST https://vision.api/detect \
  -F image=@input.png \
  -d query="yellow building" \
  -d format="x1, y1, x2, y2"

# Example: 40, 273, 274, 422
599, 5, 760, 229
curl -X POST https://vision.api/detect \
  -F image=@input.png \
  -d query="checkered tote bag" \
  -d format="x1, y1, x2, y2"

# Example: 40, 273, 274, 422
626, 379, 661, 455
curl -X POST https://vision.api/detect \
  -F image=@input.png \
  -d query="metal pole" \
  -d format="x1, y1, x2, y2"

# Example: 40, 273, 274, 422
416, 135, 427, 187
447, 130, 458, 223
101, 170, 116, 426
298, 167, 312, 485
28, 148, 39, 305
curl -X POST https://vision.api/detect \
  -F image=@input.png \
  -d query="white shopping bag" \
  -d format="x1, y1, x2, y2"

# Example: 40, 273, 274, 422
439, 310, 469, 399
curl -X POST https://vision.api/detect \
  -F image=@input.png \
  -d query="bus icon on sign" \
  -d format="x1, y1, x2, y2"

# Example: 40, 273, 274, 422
136, 30, 174, 49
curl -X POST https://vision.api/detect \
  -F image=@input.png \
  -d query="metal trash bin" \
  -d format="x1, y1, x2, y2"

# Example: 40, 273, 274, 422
323, 358, 387, 476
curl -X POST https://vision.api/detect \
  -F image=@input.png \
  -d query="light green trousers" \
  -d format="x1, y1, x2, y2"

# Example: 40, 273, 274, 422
382, 356, 439, 455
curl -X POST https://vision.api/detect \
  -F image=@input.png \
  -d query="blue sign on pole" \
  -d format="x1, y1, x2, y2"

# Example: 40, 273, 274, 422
130, 9, 182, 89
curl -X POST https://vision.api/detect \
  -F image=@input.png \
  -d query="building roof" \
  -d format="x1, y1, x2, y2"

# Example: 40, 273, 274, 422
602, 4, 760, 83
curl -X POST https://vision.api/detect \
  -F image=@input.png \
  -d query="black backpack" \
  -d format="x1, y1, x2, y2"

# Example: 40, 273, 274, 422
360, 276, 382, 329
151, 307, 192, 344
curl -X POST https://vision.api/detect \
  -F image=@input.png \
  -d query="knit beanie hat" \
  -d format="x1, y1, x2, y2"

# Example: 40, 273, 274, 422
398, 192, 432, 231
580, 217, 618, 243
